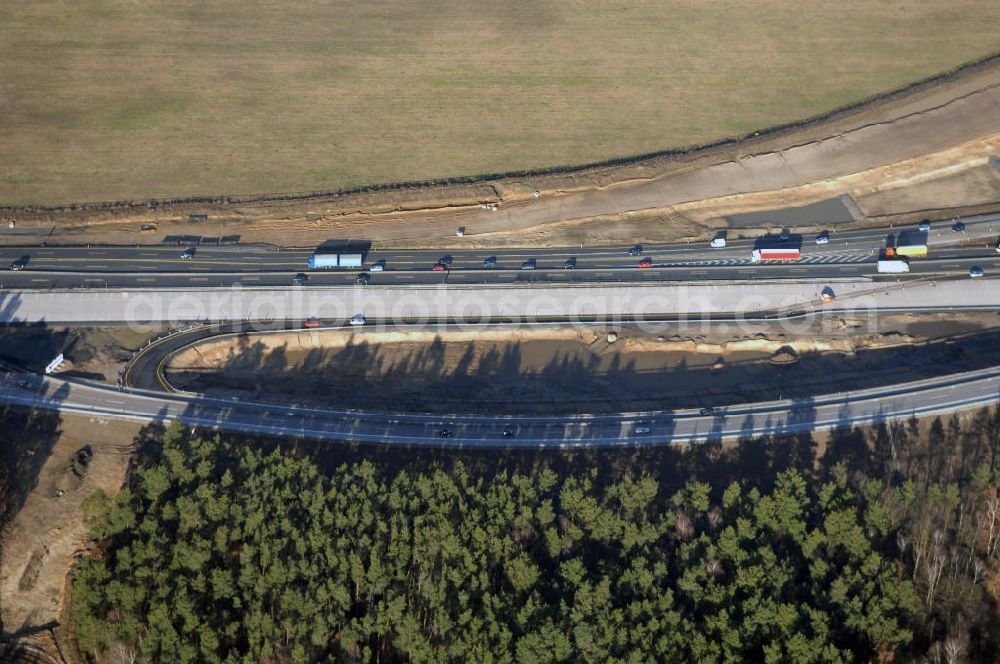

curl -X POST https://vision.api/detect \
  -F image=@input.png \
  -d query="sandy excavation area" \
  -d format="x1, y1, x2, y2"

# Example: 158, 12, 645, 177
0, 411, 144, 655
166, 313, 1000, 415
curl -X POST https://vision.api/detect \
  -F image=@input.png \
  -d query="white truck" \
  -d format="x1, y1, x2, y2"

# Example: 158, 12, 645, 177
877, 258, 910, 274
307, 252, 364, 269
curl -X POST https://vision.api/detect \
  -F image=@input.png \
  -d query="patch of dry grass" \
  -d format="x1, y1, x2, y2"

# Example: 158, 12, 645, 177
2, 0, 1000, 205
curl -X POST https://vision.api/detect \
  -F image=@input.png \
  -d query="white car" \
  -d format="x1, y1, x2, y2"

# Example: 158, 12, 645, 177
349, 314, 367, 326
969, 266, 984, 278
995, 239, 1000, 254
633, 425, 651, 435
370, 261, 385, 272
815, 232, 830, 245
710, 237, 726, 248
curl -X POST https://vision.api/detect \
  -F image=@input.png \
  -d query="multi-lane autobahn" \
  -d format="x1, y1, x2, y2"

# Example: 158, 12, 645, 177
0, 214, 997, 289
0, 213, 997, 443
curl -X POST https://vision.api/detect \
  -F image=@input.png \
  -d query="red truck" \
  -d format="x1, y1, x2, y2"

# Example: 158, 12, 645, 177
751, 248, 801, 263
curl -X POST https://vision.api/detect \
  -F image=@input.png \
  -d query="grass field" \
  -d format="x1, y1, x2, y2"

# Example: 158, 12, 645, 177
2, 0, 1000, 206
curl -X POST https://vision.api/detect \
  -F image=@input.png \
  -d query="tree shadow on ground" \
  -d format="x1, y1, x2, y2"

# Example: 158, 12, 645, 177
167, 327, 1000, 417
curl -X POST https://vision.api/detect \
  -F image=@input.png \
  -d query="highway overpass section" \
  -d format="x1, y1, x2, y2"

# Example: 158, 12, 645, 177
2, 365, 998, 447
0, 279, 997, 324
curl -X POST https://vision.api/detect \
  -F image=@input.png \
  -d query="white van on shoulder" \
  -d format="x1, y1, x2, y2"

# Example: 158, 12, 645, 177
710, 237, 726, 248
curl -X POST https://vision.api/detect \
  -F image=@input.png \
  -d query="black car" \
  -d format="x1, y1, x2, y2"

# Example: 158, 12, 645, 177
355, 272, 370, 285
952, 221, 966, 232
292, 273, 308, 285
627, 245, 642, 257
520, 259, 536, 270
483, 256, 497, 268
9, 259, 26, 271
438, 255, 454, 266
501, 426, 516, 438
438, 428, 455, 438
564, 257, 576, 269
699, 407, 716, 416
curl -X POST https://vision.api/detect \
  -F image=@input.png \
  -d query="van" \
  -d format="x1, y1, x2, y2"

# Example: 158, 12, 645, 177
710, 237, 726, 248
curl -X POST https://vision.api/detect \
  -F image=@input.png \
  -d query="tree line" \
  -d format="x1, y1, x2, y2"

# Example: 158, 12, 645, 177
70, 419, 967, 663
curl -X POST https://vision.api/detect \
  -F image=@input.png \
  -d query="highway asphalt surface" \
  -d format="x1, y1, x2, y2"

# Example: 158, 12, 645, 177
0, 214, 997, 289
3, 365, 998, 447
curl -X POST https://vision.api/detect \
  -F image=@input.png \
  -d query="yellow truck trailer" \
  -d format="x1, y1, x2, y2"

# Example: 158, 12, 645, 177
894, 244, 928, 257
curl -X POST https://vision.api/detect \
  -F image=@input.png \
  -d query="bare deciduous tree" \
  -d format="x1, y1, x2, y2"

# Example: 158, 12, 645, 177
943, 617, 968, 664
972, 557, 986, 585
116, 642, 138, 664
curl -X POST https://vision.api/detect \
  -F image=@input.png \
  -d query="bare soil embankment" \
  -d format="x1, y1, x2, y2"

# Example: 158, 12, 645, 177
0, 325, 163, 383
0, 411, 143, 657
165, 313, 1000, 415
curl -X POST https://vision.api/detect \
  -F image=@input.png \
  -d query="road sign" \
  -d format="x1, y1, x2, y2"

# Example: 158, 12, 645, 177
45, 353, 64, 374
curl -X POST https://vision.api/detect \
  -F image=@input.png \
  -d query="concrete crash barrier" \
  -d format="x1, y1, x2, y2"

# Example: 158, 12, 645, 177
0, 280, 994, 327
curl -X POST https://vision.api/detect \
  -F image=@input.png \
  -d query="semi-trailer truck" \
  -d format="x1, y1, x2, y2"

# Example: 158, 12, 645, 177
877, 258, 910, 273
307, 252, 364, 269
885, 242, 927, 259
893, 231, 928, 257
751, 248, 800, 263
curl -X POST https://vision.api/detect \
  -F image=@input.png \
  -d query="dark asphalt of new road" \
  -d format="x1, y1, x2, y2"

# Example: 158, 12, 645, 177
3, 366, 998, 447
